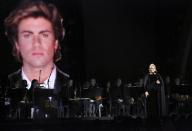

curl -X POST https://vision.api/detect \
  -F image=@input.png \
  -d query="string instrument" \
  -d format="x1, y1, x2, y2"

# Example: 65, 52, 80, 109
95, 96, 105, 101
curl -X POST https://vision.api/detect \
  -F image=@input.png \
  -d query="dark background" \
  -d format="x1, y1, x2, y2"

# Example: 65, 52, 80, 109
0, 0, 192, 83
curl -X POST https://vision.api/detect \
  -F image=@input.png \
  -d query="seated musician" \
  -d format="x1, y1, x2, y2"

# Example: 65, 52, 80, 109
103, 81, 112, 117
88, 78, 104, 117
4, 1, 69, 119
111, 78, 125, 116
64, 79, 81, 117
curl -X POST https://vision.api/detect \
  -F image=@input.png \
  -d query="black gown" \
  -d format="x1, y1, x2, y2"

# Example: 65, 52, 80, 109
144, 73, 166, 118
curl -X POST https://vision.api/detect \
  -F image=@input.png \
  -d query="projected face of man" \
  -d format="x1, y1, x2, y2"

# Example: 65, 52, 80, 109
15, 17, 58, 69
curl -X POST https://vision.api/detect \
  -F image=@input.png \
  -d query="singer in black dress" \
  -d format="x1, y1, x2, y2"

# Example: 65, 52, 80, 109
144, 63, 166, 119
4, 1, 69, 119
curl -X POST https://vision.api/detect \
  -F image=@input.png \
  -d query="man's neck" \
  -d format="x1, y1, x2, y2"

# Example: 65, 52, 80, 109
22, 64, 54, 83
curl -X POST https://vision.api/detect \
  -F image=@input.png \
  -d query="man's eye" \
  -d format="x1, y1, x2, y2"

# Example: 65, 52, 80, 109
23, 34, 31, 38
42, 33, 49, 38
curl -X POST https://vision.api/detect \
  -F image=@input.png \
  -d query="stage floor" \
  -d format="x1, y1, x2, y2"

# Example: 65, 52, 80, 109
1, 116, 192, 131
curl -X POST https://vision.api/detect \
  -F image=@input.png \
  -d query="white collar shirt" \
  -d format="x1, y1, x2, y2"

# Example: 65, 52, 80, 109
21, 66, 56, 90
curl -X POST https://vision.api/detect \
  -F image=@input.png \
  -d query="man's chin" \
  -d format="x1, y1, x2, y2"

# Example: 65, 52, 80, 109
24, 59, 52, 68
30, 62, 46, 68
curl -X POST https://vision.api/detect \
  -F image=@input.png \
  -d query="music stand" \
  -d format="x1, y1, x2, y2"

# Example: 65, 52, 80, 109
9, 88, 28, 105
124, 86, 144, 99
31, 88, 56, 119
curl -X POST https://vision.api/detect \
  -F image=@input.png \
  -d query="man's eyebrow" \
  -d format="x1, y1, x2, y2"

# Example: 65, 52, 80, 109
20, 30, 52, 34
20, 31, 33, 34
39, 30, 52, 34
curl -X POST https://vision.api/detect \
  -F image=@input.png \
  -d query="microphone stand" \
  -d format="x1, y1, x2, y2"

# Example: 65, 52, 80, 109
31, 79, 38, 119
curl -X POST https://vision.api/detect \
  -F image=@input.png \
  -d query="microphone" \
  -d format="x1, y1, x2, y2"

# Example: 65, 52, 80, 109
31, 79, 38, 90
30, 79, 39, 104
31, 79, 39, 88
30, 79, 39, 119
30, 79, 39, 96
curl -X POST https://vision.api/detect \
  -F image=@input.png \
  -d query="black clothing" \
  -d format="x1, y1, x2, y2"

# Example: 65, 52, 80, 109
144, 73, 166, 118
110, 85, 125, 116
6, 67, 69, 119
89, 86, 103, 100
111, 85, 124, 100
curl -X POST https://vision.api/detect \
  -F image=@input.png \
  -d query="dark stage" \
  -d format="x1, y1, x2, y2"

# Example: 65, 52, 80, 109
0, 117, 192, 131
0, 0, 192, 130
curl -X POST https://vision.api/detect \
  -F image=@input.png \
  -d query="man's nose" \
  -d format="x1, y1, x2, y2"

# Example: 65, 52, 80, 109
33, 35, 41, 46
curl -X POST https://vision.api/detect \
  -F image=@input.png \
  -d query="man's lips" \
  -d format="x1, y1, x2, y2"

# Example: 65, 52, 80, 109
32, 52, 44, 55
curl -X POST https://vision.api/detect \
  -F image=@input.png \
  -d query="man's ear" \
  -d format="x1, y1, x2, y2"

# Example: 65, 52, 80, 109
15, 41, 20, 51
55, 40, 59, 50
